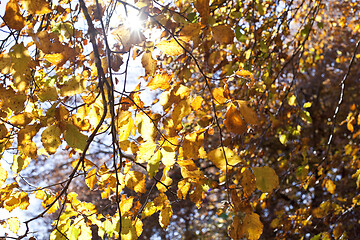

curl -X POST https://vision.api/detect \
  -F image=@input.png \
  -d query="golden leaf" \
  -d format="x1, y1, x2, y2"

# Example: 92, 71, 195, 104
4, 191, 30, 212
137, 141, 157, 163
0, 166, 7, 186
180, 23, 202, 40
212, 25, 235, 44
147, 73, 172, 90
161, 146, 176, 166
235, 69, 254, 79
177, 160, 204, 179
183, 131, 204, 160
207, 147, 242, 171
324, 179, 336, 194
7, 217, 20, 234
212, 88, 227, 104
240, 168, 256, 197
58, 74, 87, 97
172, 98, 192, 126
236, 100, 258, 125
20, 0, 52, 14
224, 103, 247, 135
8, 112, 32, 126
125, 171, 146, 193
117, 111, 135, 142
41, 125, 61, 155
85, 168, 97, 190
156, 39, 184, 56
191, 96, 203, 111
119, 196, 134, 215
177, 179, 191, 199
135, 112, 156, 142
253, 166, 279, 193
3, 0, 26, 30
156, 166, 173, 192
159, 204, 173, 229
11, 155, 30, 173
229, 213, 263, 240
141, 52, 157, 76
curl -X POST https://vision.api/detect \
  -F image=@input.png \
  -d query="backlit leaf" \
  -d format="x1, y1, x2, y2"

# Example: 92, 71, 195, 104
125, 171, 146, 193
156, 39, 184, 56
0, 166, 7, 186
85, 168, 97, 190
208, 147, 242, 171
159, 205, 172, 229
147, 150, 161, 178
64, 123, 88, 152
237, 100, 258, 125
137, 141, 157, 163
11, 155, 30, 173
3, 0, 26, 30
141, 52, 157, 76
229, 213, 263, 240
21, 0, 52, 14
147, 73, 172, 90
41, 125, 62, 154
253, 166, 279, 193
224, 103, 247, 135
7, 217, 20, 234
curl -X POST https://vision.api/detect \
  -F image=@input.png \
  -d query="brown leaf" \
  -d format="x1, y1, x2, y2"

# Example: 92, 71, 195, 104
224, 103, 246, 135
3, 0, 26, 30
212, 25, 235, 44
195, 0, 210, 24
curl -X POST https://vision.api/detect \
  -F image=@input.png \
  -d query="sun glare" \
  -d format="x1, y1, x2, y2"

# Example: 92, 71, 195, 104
124, 9, 144, 32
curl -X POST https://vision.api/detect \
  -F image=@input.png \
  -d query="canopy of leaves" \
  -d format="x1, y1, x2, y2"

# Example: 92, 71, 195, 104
1, 0, 360, 239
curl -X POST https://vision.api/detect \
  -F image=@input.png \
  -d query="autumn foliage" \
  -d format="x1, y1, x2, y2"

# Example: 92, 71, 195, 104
1, 0, 360, 239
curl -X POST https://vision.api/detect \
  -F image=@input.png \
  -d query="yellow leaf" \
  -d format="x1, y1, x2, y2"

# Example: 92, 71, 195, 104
183, 131, 204, 160
253, 166, 279, 193
237, 100, 258, 125
35, 190, 46, 200
20, 0, 52, 14
147, 73, 172, 90
161, 146, 176, 166
119, 196, 134, 215
156, 39, 184, 56
141, 52, 157, 76
172, 98, 192, 126
85, 168, 97, 190
58, 74, 87, 97
8, 112, 32, 126
156, 166, 173, 192
159, 205, 172, 229
137, 141, 157, 163
117, 111, 134, 142
135, 112, 156, 142
177, 160, 204, 179
177, 179, 191, 199
7, 217, 20, 234
324, 179, 336, 194
3, 0, 26, 30
11, 155, 30, 173
41, 125, 62, 155
235, 69, 254, 79
212, 88, 227, 104
0, 166, 7, 186
125, 171, 146, 193
224, 103, 247, 135
212, 25, 235, 44
147, 150, 161, 178
191, 96, 203, 111
64, 123, 88, 152
208, 147, 242, 171
4, 191, 30, 212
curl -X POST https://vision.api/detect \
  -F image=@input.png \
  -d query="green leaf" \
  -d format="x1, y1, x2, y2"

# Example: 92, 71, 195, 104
253, 166, 279, 193
64, 123, 88, 152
